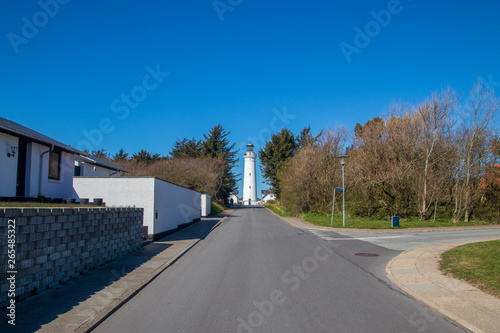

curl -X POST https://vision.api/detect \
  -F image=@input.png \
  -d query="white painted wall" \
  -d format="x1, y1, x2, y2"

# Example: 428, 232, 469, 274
38, 148, 75, 199
201, 194, 211, 217
73, 177, 155, 232
0, 132, 19, 197
153, 178, 201, 233
73, 177, 202, 237
0, 136, 76, 199
262, 193, 276, 203
228, 194, 238, 204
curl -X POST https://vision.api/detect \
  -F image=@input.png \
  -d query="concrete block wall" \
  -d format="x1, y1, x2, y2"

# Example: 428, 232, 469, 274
0, 207, 143, 308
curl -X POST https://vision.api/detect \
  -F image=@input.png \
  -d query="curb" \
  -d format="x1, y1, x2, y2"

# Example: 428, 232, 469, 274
76, 213, 230, 332
386, 238, 500, 333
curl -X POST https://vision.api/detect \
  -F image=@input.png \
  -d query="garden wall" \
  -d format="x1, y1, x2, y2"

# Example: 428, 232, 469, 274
0, 207, 143, 307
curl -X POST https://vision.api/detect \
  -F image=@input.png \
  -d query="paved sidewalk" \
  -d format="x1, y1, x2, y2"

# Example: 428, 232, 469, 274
1, 209, 234, 333
386, 238, 500, 333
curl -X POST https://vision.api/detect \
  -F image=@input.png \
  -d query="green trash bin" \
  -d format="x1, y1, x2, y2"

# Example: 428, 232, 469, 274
391, 216, 400, 227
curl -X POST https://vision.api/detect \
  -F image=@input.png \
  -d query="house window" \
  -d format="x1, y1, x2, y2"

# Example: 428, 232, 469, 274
49, 151, 61, 180
74, 161, 82, 176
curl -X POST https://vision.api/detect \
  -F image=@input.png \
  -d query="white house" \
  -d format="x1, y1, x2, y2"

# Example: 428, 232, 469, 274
73, 177, 209, 240
75, 155, 128, 177
0, 117, 82, 200
261, 190, 276, 204
228, 193, 239, 205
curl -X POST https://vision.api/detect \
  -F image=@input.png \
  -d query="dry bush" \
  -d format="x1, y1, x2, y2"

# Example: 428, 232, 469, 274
115, 157, 227, 200
280, 127, 347, 214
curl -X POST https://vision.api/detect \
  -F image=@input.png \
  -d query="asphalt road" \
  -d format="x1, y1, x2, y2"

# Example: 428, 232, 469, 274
94, 206, 467, 333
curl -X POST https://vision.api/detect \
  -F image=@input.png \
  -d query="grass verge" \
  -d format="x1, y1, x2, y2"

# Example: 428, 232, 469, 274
211, 203, 227, 215
264, 204, 497, 229
265, 204, 291, 217
440, 240, 500, 298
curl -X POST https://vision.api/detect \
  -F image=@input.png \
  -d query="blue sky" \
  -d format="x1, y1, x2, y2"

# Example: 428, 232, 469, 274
1, 0, 499, 195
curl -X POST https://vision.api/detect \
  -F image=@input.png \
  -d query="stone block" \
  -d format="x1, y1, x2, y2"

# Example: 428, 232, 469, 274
51, 222, 62, 231
36, 223, 50, 232
19, 275, 33, 286
43, 231, 55, 240
31, 216, 43, 225
4, 209, 22, 218
28, 232, 42, 242
28, 248, 43, 258
51, 208, 63, 215
37, 209, 51, 216
36, 255, 48, 265
21, 208, 37, 217
43, 246, 55, 255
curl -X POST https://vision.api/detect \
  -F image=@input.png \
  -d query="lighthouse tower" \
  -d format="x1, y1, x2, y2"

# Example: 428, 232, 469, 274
243, 142, 257, 205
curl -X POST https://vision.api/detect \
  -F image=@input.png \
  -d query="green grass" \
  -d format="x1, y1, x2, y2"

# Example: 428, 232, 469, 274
301, 212, 495, 229
440, 240, 500, 298
265, 204, 292, 217
211, 202, 227, 215
264, 204, 496, 229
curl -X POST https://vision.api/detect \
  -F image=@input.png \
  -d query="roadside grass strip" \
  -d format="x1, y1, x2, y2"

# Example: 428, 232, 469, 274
439, 240, 500, 298
301, 212, 498, 229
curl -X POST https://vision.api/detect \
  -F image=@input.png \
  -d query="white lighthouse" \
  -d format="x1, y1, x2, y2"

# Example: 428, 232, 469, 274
243, 142, 257, 205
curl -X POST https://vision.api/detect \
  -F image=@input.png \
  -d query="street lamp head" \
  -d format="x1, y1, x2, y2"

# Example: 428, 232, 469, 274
337, 154, 349, 165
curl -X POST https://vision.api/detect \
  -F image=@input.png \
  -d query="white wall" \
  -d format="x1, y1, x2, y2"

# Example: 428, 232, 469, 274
73, 177, 155, 232
201, 194, 211, 217
39, 148, 75, 199
228, 194, 238, 204
262, 193, 276, 203
73, 177, 202, 237
153, 178, 201, 233
0, 137, 75, 199
0, 132, 19, 197
17, 142, 75, 199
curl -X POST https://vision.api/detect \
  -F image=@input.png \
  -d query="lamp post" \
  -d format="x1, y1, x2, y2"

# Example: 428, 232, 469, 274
337, 155, 348, 227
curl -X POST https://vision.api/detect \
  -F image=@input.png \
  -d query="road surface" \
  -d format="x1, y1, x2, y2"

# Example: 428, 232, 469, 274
94, 206, 486, 333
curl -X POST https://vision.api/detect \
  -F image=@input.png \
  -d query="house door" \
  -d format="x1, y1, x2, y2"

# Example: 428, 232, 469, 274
16, 140, 27, 197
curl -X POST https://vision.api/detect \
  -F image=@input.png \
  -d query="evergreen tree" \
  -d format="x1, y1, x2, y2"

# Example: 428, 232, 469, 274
258, 128, 297, 198
91, 149, 109, 159
170, 138, 202, 158
131, 149, 162, 164
113, 148, 129, 161
201, 125, 239, 203
296, 125, 321, 148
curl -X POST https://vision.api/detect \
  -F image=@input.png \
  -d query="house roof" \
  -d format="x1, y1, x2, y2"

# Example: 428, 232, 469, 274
76, 155, 129, 173
479, 164, 500, 190
0, 117, 83, 155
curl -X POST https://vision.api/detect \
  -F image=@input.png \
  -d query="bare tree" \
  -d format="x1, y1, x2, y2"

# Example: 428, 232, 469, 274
415, 88, 457, 220
452, 80, 499, 222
